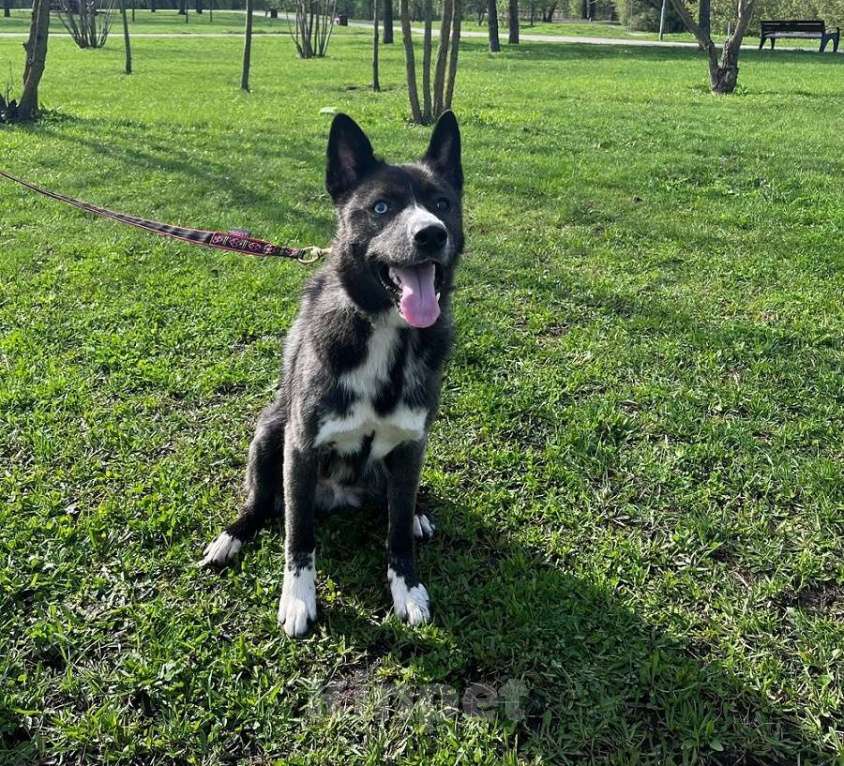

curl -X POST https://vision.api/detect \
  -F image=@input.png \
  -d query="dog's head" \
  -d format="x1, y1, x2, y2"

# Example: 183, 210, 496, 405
325, 112, 463, 329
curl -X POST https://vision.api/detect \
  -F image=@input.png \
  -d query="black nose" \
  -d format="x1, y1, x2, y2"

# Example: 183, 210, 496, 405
414, 224, 448, 252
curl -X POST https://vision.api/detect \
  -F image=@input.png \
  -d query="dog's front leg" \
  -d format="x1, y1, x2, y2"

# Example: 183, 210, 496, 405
277, 436, 318, 638
385, 440, 430, 626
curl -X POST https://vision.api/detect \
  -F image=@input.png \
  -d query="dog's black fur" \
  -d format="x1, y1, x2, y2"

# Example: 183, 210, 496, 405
200, 112, 464, 637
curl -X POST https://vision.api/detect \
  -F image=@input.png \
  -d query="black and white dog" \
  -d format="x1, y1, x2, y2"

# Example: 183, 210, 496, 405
200, 112, 463, 638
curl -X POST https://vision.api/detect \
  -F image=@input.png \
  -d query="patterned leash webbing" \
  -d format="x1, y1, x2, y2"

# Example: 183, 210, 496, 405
0, 170, 326, 264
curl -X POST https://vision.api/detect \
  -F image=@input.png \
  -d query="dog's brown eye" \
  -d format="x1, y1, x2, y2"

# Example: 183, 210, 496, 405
435, 198, 450, 213
373, 200, 389, 215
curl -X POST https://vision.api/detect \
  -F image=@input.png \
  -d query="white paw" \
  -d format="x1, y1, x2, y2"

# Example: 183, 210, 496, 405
278, 553, 317, 638
413, 513, 436, 541
198, 531, 242, 568
388, 567, 430, 626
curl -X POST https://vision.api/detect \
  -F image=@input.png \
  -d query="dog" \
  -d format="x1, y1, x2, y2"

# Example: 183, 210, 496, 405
200, 111, 464, 638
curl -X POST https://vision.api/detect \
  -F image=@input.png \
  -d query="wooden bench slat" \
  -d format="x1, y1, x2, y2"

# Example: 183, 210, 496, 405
759, 19, 839, 52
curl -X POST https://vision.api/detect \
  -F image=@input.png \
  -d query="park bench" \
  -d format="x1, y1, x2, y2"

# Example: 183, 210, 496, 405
759, 19, 840, 52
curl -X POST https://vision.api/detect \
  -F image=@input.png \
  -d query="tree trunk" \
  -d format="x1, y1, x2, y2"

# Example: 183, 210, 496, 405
18, 0, 50, 121
178, 0, 186, 13
487, 0, 499, 51
698, 0, 709, 39
543, 1, 556, 22
372, 0, 380, 91
507, 0, 518, 43
708, 37, 739, 93
119, 0, 132, 73
422, 0, 432, 122
444, 0, 460, 108
383, 0, 393, 42
668, 0, 753, 94
400, 0, 422, 122
241, 0, 253, 90
432, 0, 452, 117
3, 0, 11, 19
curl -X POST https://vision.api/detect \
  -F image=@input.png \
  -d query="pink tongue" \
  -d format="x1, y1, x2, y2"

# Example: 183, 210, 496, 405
391, 262, 440, 328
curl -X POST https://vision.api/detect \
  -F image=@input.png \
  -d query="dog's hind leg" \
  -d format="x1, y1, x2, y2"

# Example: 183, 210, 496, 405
199, 400, 286, 568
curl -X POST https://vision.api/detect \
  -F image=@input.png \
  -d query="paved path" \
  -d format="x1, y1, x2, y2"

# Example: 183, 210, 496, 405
0, 17, 828, 51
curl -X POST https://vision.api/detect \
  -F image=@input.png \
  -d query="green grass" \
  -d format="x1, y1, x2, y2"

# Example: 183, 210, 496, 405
0, 8, 305, 34
2, 21, 844, 765
459, 18, 831, 48
1, 10, 836, 50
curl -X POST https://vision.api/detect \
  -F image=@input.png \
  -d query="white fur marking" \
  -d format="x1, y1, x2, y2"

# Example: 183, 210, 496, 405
316, 478, 362, 510
198, 531, 241, 567
340, 320, 398, 396
278, 551, 317, 638
388, 567, 430, 626
414, 513, 435, 540
313, 312, 429, 458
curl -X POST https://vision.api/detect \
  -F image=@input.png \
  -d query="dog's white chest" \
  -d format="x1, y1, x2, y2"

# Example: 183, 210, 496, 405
315, 403, 427, 459
313, 318, 428, 459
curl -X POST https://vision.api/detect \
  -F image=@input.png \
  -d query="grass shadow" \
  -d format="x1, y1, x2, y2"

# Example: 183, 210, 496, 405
306, 487, 833, 762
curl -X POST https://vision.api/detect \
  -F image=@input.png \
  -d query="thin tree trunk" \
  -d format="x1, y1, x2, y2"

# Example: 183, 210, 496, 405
432, 0, 452, 117
119, 0, 132, 73
19, 0, 50, 121
444, 0, 460, 109
372, 0, 380, 91
487, 0, 499, 51
400, 0, 422, 123
698, 0, 710, 39
383, 0, 393, 42
241, 0, 253, 90
508, 0, 518, 43
422, 0, 432, 122
4, 0, 11, 18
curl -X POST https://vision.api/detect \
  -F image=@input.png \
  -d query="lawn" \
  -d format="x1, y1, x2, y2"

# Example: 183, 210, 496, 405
2, 21, 844, 766
0, 8, 308, 34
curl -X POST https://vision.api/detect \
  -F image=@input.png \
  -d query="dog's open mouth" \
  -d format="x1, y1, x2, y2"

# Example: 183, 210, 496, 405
380, 262, 443, 328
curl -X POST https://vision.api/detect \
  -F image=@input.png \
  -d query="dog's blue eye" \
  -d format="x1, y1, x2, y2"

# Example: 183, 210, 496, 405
435, 198, 450, 212
373, 200, 389, 215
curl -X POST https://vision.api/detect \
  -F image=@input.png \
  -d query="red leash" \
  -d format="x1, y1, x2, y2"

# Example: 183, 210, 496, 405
0, 169, 326, 264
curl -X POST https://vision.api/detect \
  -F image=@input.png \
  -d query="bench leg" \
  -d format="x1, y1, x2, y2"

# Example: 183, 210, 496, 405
770, 37, 775, 50
758, 35, 765, 50
820, 35, 828, 53
835, 33, 840, 53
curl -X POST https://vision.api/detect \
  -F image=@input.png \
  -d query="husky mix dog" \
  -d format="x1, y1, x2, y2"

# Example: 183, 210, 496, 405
200, 112, 464, 638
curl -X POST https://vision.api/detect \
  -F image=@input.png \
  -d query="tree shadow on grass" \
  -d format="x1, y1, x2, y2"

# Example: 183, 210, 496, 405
16, 116, 335, 242
308, 488, 833, 764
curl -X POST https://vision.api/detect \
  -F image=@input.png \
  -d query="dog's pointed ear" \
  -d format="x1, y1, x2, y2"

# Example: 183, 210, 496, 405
326, 114, 379, 202
423, 111, 462, 194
